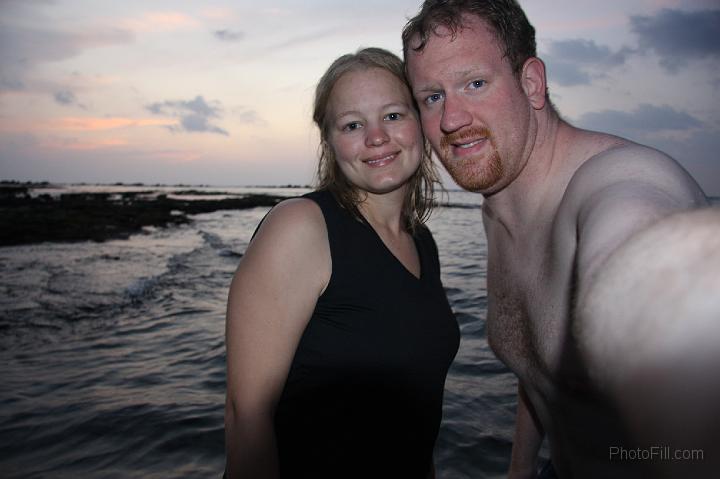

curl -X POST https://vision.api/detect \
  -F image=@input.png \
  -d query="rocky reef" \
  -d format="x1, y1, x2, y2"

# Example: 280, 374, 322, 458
0, 184, 285, 246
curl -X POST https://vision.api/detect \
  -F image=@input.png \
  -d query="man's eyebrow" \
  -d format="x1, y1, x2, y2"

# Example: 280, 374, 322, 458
413, 84, 442, 95
412, 68, 487, 94
451, 67, 487, 79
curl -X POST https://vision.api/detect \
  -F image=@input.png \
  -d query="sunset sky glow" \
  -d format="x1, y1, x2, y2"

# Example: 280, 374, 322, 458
1, 0, 719, 194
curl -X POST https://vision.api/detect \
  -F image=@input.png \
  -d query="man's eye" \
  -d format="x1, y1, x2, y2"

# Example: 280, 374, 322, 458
470, 80, 485, 89
425, 93, 443, 105
384, 112, 402, 121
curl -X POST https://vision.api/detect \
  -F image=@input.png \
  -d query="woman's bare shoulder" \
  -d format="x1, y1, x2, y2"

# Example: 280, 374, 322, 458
250, 197, 327, 250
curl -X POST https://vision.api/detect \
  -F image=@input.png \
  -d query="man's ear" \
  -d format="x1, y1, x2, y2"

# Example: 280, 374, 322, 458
520, 57, 547, 110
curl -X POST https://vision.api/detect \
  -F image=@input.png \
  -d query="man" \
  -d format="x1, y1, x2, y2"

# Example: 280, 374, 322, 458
403, 1, 716, 477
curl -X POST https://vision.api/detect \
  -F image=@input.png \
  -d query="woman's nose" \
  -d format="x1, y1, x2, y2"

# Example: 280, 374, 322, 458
365, 125, 390, 147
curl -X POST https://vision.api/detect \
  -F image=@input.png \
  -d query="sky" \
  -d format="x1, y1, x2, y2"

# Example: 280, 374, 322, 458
1, 0, 719, 195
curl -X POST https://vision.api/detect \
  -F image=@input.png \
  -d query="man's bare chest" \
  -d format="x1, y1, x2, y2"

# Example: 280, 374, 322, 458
484, 237, 573, 381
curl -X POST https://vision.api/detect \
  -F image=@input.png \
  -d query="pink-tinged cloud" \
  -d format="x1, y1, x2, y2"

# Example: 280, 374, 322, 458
152, 149, 203, 162
0, 117, 177, 133
39, 138, 128, 151
119, 12, 201, 33
200, 7, 237, 21
55, 117, 175, 131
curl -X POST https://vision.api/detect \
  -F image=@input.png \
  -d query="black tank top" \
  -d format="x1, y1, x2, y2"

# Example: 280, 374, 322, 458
273, 190, 459, 478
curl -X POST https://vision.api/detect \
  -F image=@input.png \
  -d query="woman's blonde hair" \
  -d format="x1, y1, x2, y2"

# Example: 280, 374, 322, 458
313, 47, 440, 230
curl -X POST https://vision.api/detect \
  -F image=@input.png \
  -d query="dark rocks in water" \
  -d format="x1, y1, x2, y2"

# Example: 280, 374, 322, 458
0, 184, 31, 200
0, 191, 284, 246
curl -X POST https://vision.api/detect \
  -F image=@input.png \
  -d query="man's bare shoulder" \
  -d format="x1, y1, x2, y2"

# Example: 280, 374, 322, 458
550, 136, 707, 287
559, 139, 707, 218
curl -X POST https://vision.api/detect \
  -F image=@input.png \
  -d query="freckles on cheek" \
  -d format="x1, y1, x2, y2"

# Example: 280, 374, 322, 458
403, 124, 421, 145
331, 137, 353, 161
420, 116, 438, 141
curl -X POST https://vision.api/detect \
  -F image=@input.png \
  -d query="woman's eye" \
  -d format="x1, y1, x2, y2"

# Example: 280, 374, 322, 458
343, 122, 361, 132
384, 112, 402, 121
469, 80, 485, 89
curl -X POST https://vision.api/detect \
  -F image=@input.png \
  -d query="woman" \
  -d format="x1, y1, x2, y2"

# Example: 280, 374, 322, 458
224, 47, 459, 479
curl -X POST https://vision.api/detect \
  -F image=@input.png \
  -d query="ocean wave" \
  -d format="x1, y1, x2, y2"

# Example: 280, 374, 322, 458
1, 188, 507, 479
200, 230, 243, 258
124, 276, 160, 302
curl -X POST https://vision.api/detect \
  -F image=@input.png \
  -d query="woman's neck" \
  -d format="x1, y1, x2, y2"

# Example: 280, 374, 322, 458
357, 187, 407, 236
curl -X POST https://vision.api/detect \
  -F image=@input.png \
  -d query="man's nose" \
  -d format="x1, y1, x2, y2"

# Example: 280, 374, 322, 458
440, 96, 472, 134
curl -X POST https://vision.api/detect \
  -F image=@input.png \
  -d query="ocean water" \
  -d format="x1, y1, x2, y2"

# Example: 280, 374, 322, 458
1, 186, 520, 478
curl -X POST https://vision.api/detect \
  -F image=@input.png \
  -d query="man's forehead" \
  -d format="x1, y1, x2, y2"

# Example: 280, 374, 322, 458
406, 22, 454, 51
407, 14, 497, 57
406, 16, 499, 71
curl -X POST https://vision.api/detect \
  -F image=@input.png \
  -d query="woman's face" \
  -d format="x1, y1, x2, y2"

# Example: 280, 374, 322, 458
326, 67, 423, 196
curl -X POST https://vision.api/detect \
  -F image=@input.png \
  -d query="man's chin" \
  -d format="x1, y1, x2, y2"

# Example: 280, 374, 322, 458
443, 165, 497, 193
441, 153, 504, 192
454, 179, 492, 193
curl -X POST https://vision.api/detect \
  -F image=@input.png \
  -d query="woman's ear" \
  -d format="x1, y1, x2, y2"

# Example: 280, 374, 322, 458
520, 57, 547, 110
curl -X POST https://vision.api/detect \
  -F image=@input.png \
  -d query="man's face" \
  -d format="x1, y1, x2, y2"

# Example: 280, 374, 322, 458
406, 15, 533, 193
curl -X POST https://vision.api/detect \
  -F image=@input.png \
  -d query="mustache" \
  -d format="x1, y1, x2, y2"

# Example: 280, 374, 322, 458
440, 127, 493, 151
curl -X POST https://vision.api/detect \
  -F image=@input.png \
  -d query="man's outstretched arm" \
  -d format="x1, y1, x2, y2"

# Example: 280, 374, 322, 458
576, 208, 720, 454
566, 146, 716, 468
508, 384, 544, 479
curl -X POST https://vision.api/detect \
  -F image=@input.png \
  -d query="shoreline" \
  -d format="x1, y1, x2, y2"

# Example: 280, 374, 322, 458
0, 185, 285, 246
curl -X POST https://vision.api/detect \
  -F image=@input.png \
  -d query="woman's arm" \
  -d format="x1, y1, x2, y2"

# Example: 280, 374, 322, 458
224, 199, 330, 479
426, 458, 436, 479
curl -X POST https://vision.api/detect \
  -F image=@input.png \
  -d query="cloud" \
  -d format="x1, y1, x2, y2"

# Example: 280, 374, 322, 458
53, 90, 87, 109
576, 104, 702, 136
0, 25, 133, 66
542, 9, 720, 86
639, 128, 720, 196
0, 116, 173, 134
200, 7, 237, 21
178, 114, 228, 136
1, 76, 24, 91
230, 106, 264, 125
575, 104, 718, 195
39, 137, 128, 151
267, 28, 341, 51
549, 39, 628, 66
542, 39, 630, 86
630, 8, 720, 72
53, 90, 76, 105
238, 110, 260, 124
118, 12, 200, 33
214, 29, 245, 42
0, 24, 133, 91
545, 61, 591, 87
146, 96, 229, 136
55, 117, 174, 131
